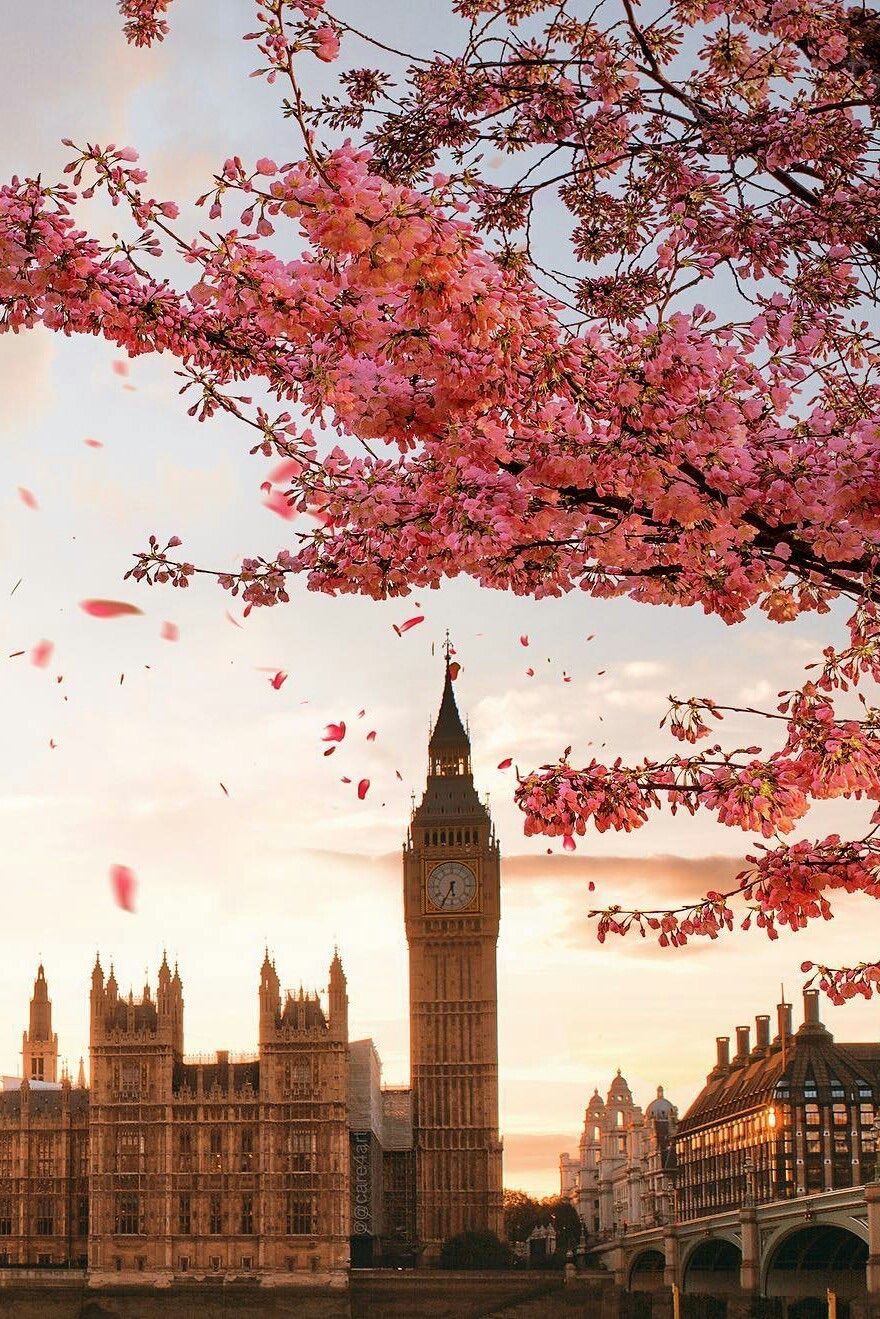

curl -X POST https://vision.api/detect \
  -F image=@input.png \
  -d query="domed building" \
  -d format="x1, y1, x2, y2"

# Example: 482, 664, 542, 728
560, 1074, 677, 1238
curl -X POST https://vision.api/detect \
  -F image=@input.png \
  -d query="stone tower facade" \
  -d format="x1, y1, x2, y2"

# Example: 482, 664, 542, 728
22, 964, 58, 1084
403, 658, 503, 1259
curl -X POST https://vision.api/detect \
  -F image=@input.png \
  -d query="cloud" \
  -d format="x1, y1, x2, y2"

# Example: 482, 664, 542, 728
502, 851, 746, 898
621, 660, 667, 680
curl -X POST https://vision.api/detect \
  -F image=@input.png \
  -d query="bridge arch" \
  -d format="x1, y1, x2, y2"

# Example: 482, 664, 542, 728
628, 1247, 666, 1292
681, 1234, 742, 1296
762, 1220, 868, 1303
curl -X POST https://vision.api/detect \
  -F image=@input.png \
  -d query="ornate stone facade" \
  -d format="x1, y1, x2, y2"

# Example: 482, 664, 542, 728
0, 955, 349, 1286
404, 657, 504, 1259
560, 1072, 677, 1237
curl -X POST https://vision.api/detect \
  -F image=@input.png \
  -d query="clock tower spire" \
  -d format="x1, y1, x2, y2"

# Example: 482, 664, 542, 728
404, 651, 503, 1261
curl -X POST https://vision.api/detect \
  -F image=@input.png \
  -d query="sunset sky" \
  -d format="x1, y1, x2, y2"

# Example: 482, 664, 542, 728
1, 1, 877, 1199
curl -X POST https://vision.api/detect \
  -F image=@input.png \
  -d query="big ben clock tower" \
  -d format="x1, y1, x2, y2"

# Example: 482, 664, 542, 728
404, 653, 503, 1260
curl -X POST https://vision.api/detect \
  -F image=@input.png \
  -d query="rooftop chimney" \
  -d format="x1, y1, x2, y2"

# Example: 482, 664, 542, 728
715, 1036, 730, 1072
776, 1001, 793, 1047
803, 989, 820, 1025
753, 1015, 771, 1055
735, 1026, 751, 1063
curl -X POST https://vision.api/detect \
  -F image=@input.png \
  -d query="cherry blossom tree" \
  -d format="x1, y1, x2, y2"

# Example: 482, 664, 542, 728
3, 0, 880, 998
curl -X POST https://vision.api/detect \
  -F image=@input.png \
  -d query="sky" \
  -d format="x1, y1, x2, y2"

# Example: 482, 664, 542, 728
0, 0, 877, 1199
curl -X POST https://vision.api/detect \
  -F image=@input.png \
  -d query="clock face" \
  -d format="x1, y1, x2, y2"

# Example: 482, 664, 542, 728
427, 861, 477, 912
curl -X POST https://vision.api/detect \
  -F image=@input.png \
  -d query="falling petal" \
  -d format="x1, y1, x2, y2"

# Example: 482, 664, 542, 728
588, 881, 596, 892
269, 457, 303, 483
393, 615, 424, 636
563, 675, 571, 683
220, 783, 229, 796
525, 667, 534, 677
586, 634, 595, 641
395, 770, 403, 780
110, 864, 136, 912
84, 438, 103, 448
260, 481, 273, 494
49, 739, 57, 750
357, 709, 365, 718
449, 661, 461, 680
161, 621, 179, 642
597, 670, 606, 676
341, 776, 352, 784
322, 722, 346, 743
497, 758, 513, 770
8, 651, 24, 658
366, 730, 377, 742
520, 634, 529, 646
10, 579, 21, 596
323, 747, 336, 757
80, 599, 143, 619
30, 639, 53, 669
263, 489, 296, 520
112, 359, 129, 377
225, 611, 244, 628
17, 488, 38, 510
357, 778, 370, 800
269, 670, 287, 690
563, 835, 576, 852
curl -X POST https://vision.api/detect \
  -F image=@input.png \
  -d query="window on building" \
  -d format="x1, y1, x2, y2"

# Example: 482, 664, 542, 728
0, 1199, 12, 1236
77, 1197, 89, 1238
178, 1194, 191, 1235
286, 1194, 316, 1235
179, 1256, 190, 1272
240, 1128, 254, 1171
120, 1060, 141, 1098
284, 1060, 313, 1094
209, 1128, 222, 1169
31, 1056, 44, 1080
240, 1195, 254, 1235
36, 1197, 54, 1236
118, 1128, 144, 1173
209, 1194, 223, 1235
178, 1128, 193, 1169
116, 1193, 140, 1235
34, 1135, 53, 1176
210, 1255, 222, 1271
0, 1139, 11, 1176
287, 1128, 317, 1172
241, 1255, 253, 1271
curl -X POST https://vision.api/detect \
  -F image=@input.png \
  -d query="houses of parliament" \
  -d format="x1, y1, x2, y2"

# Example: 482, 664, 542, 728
0, 661, 503, 1284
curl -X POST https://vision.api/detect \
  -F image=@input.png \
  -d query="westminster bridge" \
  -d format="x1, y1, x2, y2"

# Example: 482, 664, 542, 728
589, 1183, 880, 1309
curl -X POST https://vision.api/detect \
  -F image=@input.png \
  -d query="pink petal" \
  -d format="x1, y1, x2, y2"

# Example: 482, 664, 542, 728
112, 359, 129, 377
562, 835, 576, 852
341, 776, 352, 784
110, 864, 136, 912
449, 661, 461, 680
357, 709, 365, 718
520, 634, 529, 646
323, 746, 336, 757
80, 599, 143, 618
394, 615, 424, 635
357, 778, 370, 800
497, 757, 513, 770
395, 770, 403, 780
269, 670, 287, 690
84, 438, 103, 448
30, 639, 54, 669
263, 489, 296, 520
322, 722, 346, 742
525, 667, 534, 677
269, 457, 303, 483
18, 487, 38, 510
161, 621, 179, 642
366, 730, 377, 741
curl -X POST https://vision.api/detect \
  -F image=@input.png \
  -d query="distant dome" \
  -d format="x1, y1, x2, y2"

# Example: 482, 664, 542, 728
646, 1085, 675, 1120
586, 1088, 605, 1114
607, 1069, 633, 1103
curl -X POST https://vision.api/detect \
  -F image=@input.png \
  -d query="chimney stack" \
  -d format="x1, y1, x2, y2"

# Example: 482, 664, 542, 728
754, 1015, 771, 1054
803, 989, 820, 1026
716, 1036, 730, 1070
776, 1001, 793, 1045
735, 1026, 751, 1062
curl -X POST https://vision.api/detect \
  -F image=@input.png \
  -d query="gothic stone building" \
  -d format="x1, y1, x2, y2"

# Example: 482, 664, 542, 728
560, 1072, 677, 1238
0, 953, 349, 1285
